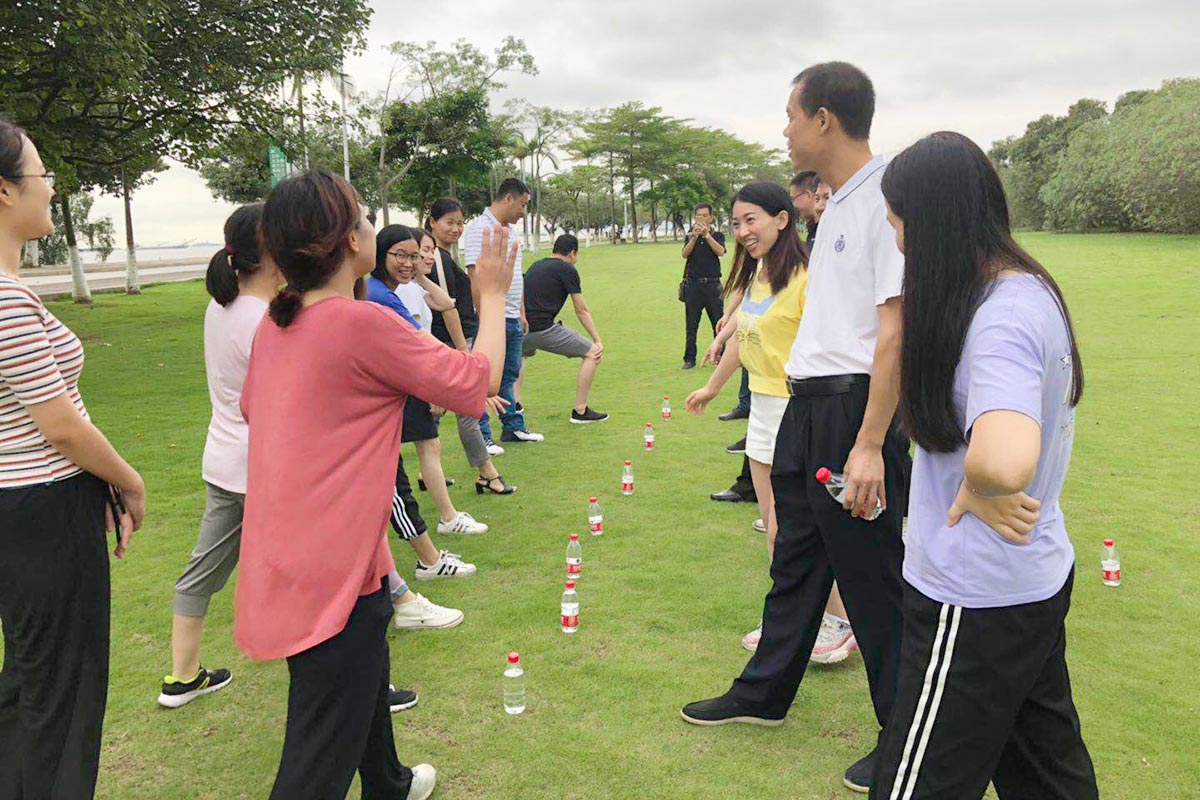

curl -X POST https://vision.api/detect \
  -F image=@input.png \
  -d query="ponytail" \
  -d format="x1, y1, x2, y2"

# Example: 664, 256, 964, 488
206, 203, 266, 307
269, 286, 303, 328
205, 247, 240, 306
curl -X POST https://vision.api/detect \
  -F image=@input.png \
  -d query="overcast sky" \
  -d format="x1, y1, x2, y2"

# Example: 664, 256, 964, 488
91, 0, 1199, 246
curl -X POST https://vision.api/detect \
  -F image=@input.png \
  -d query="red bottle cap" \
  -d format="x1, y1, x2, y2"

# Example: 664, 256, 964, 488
565, 580, 577, 589
815, 467, 832, 484
508, 652, 520, 664
624, 460, 632, 466
663, 395, 669, 400
646, 422, 652, 428
1103, 538, 1114, 547
569, 533, 580, 541
589, 496, 598, 503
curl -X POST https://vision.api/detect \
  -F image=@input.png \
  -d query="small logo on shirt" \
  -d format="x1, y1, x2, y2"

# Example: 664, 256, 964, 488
834, 235, 846, 253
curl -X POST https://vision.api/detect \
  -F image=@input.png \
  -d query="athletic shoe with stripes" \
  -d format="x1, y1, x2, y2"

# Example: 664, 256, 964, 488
485, 439, 505, 457
414, 550, 477, 581
435, 511, 488, 535
811, 613, 857, 664
157, 666, 233, 709
388, 684, 419, 713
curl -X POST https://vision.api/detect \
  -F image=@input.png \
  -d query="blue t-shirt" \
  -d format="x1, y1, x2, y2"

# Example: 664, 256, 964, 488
904, 274, 1078, 609
365, 277, 418, 330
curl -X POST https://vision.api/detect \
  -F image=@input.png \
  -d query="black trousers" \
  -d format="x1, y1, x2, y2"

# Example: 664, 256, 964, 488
732, 456, 755, 498
0, 473, 110, 800
729, 379, 907, 735
390, 451, 427, 542
271, 583, 414, 800
871, 573, 1097, 800
683, 279, 723, 363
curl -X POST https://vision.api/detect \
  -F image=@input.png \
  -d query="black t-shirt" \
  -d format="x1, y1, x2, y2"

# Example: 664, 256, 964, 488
807, 220, 818, 244
523, 257, 582, 333
427, 247, 478, 344
684, 230, 726, 279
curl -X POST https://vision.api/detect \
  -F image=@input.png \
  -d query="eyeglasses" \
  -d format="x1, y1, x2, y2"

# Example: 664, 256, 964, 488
388, 250, 421, 264
6, 172, 55, 188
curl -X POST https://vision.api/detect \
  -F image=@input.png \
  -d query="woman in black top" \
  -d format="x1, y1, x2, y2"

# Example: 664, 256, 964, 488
426, 199, 514, 495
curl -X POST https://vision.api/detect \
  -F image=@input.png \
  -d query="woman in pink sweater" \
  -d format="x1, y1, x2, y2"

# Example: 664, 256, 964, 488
235, 171, 514, 800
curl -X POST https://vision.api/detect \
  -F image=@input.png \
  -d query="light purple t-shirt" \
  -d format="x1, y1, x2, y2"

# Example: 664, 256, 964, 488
202, 295, 268, 494
904, 274, 1078, 608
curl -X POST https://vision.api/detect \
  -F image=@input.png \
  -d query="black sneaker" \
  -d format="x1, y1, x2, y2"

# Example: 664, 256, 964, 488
389, 684, 419, 713
718, 407, 750, 421
710, 486, 755, 503
515, 401, 524, 414
681, 360, 696, 370
680, 694, 785, 727
157, 666, 233, 709
570, 406, 609, 424
725, 437, 747, 455
501, 428, 545, 443
843, 747, 876, 794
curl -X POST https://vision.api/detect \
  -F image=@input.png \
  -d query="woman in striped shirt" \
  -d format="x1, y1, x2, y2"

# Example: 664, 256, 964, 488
0, 119, 145, 799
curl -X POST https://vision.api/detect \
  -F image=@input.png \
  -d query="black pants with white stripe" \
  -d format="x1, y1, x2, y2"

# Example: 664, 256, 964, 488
729, 381, 907, 732
390, 451, 427, 541
870, 572, 1097, 800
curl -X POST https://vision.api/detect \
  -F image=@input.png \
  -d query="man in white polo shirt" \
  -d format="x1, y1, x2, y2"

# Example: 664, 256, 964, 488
462, 178, 544, 448
682, 62, 910, 795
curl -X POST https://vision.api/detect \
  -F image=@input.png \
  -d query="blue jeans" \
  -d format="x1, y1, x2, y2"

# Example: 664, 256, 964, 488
479, 318, 526, 438
736, 368, 751, 413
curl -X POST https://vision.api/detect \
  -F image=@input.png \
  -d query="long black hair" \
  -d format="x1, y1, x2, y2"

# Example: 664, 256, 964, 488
206, 203, 265, 306
724, 182, 807, 299
881, 131, 1084, 453
371, 225, 415, 288
425, 197, 464, 232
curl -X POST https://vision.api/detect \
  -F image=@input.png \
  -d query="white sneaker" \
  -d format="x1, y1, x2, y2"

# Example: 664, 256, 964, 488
485, 439, 505, 457
393, 594, 465, 629
415, 550, 477, 581
502, 428, 544, 443
811, 613, 857, 664
407, 763, 437, 800
436, 511, 488, 535
752, 518, 766, 533
741, 625, 762, 653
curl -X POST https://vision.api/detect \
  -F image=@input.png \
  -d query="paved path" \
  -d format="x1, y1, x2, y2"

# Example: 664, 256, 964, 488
20, 259, 208, 299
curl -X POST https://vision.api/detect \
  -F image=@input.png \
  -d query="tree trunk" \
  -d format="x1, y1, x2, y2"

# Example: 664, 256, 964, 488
122, 169, 141, 295
380, 173, 390, 227
296, 73, 309, 170
22, 239, 39, 268
648, 176, 659, 243
607, 153, 617, 241
533, 158, 542, 252
628, 161, 640, 244
60, 194, 91, 304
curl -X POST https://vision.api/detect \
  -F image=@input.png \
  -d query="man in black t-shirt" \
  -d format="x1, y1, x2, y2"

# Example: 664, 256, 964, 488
516, 235, 608, 424
680, 202, 727, 369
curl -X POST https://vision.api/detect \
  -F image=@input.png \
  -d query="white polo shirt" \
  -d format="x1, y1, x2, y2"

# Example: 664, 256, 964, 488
785, 155, 904, 379
461, 207, 524, 320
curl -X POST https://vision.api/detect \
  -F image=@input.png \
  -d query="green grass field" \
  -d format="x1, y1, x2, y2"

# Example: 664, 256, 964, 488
11, 232, 1200, 799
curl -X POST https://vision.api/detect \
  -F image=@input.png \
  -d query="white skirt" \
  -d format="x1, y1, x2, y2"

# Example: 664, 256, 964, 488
745, 392, 789, 464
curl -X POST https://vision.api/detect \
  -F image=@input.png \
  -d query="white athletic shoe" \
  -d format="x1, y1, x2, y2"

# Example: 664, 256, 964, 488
485, 439, 505, 457
741, 625, 762, 653
752, 518, 766, 533
407, 763, 437, 800
415, 550, 477, 581
501, 428, 545, 443
811, 613, 857, 664
436, 511, 488, 535
393, 594, 465, 630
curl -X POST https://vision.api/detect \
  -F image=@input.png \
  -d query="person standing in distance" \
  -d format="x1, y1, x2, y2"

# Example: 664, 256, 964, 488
680, 202, 727, 369
789, 171, 821, 242
681, 62, 908, 795
462, 178, 544, 446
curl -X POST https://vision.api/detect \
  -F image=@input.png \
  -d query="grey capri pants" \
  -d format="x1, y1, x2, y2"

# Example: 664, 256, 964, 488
173, 483, 244, 618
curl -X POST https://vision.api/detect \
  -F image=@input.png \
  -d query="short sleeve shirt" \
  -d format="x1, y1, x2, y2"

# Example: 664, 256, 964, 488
462, 208, 524, 319
736, 263, 808, 397
523, 257, 582, 333
393, 281, 431, 331
784, 156, 904, 379
684, 230, 726, 279
428, 248, 478, 343
364, 277, 418, 330
202, 295, 268, 494
904, 274, 1078, 608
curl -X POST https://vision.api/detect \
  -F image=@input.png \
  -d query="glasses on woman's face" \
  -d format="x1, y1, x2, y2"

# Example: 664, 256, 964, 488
388, 249, 420, 264
7, 172, 55, 189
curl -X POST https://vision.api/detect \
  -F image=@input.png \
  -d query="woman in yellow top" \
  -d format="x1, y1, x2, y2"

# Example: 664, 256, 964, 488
687, 182, 808, 648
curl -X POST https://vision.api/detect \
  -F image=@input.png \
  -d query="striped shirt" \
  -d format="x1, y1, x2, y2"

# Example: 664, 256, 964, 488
461, 207, 524, 319
0, 276, 88, 488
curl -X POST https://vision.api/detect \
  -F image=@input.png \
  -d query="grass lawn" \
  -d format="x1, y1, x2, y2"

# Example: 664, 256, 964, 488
10, 232, 1199, 799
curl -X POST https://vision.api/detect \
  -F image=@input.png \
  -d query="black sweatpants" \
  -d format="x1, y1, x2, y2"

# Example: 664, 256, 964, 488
871, 572, 1097, 800
271, 583, 414, 800
729, 378, 907, 735
0, 472, 110, 800
390, 451, 427, 542
682, 278, 723, 363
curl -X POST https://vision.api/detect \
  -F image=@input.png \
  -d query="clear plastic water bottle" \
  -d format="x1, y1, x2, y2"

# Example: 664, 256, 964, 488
621, 461, 634, 496
566, 533, 583, 580
561, 580, 579, 633
588, 496, 604, 536
815, 467, 882, 520
503, 652, 525, 715
1101, 538, 1121, 586
661, 396, 672, 420
644, 423, 656, 451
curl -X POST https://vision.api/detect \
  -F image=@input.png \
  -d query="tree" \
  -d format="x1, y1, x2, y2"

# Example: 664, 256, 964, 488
37, 194, 115, 269
505, 101, 575, 249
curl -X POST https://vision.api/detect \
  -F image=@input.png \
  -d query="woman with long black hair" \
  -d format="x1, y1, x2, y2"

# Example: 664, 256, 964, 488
871, 132, 1097, 799
685, 182, 808, 651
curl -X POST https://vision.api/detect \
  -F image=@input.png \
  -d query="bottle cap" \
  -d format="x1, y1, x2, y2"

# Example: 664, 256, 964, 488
508, 652, 520, 664
815, 467, 832, 484
624, 460, 632, 466
569, 533, 580, 541
646, 422, 652, 427
589, 496, 598, 503
663, 395, 669, 400
1103, 538, 1114, 547
565, 580, 577, 589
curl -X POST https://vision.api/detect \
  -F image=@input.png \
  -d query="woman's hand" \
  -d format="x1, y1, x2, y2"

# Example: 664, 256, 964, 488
485, 395, 510, 416
702, 339, 723, 366
685, 385, 718, 416
109, 476, 145, 559
473, 226, 517, 299
947, 480, 1041, 545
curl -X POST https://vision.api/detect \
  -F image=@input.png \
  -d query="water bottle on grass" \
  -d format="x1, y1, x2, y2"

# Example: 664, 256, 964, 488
621, 461, 634, 496
503, 652, 525, 715
1101, 539, 1121, 586
588, 497, 604, 536
561, 581, 580, 633
566, 533, 583, 580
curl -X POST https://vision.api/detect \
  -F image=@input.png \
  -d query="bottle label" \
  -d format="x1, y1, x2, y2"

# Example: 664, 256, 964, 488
567, 558, 582, 576
662, 409, 671, 419
589, 515, 603, 533
561, 602, 579, 628
644, 435, 655, 449
622, 480, 634, 493
1103, 566, 1121, 582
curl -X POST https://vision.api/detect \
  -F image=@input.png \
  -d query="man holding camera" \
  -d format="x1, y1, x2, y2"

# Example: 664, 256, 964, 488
680, 203, 727, 369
